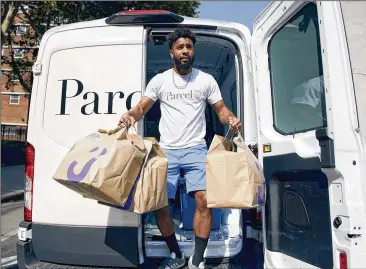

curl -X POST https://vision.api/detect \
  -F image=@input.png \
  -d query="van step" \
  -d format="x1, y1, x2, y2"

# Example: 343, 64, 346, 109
33, 262, 118, 269
32, 261, 246, 269
140, 259, 248, 269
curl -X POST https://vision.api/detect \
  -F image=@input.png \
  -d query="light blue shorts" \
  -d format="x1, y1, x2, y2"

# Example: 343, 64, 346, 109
162, 143, 207, 199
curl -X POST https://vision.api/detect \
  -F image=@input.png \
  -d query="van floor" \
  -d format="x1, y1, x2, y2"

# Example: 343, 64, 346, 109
34, 261, 249, 269
144, 210, 231, 242
139, 260, 249, 269
145, 223, 231, 242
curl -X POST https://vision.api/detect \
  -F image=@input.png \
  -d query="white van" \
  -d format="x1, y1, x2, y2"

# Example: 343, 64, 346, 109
17, 1, 366, 268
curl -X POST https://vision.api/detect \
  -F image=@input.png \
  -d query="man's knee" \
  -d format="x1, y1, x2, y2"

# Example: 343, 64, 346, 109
155, 205, 170, 218
194, 191, 211, 214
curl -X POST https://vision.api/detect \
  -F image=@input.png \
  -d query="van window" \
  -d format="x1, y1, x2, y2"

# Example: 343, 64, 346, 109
268, 3, 326, 135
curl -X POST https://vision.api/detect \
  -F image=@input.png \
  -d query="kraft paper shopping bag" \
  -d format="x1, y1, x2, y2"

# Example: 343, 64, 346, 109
98, 137, 169, 214
53, 126, 147, 206
206, 133, 266, 209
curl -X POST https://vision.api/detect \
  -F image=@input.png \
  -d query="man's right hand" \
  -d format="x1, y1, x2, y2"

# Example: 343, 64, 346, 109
117, 96, 156, 129
118, 113, 136, 128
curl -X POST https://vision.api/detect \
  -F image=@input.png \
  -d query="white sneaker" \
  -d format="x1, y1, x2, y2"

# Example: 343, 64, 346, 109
158, 252, 186, 269
188, 255, 205, 269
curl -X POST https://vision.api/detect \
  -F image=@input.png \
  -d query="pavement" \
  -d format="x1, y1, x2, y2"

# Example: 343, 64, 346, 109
1, 200, 23, 269
1, 165, 25, 202
1, 165, 24, 268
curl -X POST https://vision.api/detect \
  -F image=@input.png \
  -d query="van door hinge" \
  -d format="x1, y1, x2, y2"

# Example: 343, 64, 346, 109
347, 233, 362, 240
32, 62, 42, 75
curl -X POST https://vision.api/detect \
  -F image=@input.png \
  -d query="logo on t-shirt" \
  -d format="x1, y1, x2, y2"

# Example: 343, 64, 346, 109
165, 90, 193, 100
164, 90, 204, 101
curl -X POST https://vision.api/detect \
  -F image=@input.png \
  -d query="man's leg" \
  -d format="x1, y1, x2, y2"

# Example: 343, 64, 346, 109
155, 148, 185, 268
155, 204, 182, 258
192, 190, 212, 266
181, 144, 211, 267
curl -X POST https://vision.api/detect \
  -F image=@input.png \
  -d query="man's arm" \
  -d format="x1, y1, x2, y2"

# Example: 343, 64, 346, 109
118, 96, 155, 127
212, 100, 242, 132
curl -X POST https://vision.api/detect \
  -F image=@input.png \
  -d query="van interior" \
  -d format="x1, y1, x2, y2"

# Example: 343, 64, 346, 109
142, 30, 245, 255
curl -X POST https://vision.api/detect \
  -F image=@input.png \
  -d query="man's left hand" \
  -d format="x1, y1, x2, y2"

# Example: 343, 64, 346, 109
228, 116, 242, 134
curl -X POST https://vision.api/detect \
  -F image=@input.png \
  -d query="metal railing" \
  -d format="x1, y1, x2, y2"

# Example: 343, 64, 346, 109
1, 124, 28, 166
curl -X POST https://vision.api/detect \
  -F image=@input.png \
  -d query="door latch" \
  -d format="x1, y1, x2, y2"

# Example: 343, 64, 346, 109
315, 127, 335, 168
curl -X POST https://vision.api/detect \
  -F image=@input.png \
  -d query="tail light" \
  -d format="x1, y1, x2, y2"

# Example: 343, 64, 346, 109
24, 143, 35, 221
340, 252, 347, 269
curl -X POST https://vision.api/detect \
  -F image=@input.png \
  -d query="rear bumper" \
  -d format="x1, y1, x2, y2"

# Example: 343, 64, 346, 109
17, 221, 139, 269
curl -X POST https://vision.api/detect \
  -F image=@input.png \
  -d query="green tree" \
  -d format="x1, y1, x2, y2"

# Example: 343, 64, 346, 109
1, 1, 200, 92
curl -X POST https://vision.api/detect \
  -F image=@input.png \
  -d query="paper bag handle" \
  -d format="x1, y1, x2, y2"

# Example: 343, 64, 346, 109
98, 125, 147, 151
224, 125, 240, 141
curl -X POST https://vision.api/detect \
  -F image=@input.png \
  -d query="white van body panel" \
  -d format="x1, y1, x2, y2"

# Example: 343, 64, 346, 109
30, 26, 145, 227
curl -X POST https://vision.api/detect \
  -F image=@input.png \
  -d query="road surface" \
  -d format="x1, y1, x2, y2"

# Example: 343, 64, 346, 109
1, 200, 23, 269
1, 165, 25, 196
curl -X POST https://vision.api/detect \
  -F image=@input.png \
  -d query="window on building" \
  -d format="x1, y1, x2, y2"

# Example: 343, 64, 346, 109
268, 3, 326, 135
15, 25, 27, 36
9, 95, 20, 105
13, 48, 25, 59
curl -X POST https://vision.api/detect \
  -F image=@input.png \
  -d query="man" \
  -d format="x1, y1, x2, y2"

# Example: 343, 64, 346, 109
118, 28, 241, 269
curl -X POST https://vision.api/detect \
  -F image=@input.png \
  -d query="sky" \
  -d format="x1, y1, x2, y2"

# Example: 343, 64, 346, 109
198, 1, 269, 31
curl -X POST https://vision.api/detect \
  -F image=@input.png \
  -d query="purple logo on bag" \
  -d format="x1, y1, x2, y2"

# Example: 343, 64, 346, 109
119, 172, 141, 210
67, 147, 107, 182
257, 182, 266, 206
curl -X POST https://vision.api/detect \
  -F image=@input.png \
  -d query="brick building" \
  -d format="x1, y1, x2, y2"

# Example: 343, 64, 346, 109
1, 5, 37, 137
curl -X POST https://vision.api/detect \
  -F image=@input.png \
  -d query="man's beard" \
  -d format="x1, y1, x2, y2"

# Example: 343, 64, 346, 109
174, 55, 194, 70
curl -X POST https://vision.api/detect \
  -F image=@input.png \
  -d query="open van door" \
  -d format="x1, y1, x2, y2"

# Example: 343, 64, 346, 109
19, 23, 148, 268
251, 1, 365, 268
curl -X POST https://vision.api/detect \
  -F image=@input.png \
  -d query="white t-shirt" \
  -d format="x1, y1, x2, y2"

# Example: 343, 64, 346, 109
144, 68, 223, 149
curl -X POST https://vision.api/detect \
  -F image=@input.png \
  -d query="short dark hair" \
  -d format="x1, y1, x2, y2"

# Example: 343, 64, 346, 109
167, 28, 196, 49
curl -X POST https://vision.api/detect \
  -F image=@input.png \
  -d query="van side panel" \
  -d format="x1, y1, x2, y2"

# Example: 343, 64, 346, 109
23, 25, 145, 268
31, 26, 144, 227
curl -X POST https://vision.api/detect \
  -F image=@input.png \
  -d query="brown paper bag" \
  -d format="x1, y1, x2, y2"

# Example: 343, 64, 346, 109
98, 137, 169, 214
52, 127, 147, 206
131, 137, 169, 213
206, 134, 266, 209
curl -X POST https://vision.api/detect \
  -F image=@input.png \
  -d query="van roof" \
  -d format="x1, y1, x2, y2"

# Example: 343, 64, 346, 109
41, 11, 251, 39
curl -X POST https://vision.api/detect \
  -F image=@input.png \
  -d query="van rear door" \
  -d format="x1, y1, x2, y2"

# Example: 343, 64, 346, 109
251, 1, 365, 268
29, 24, 145, 267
